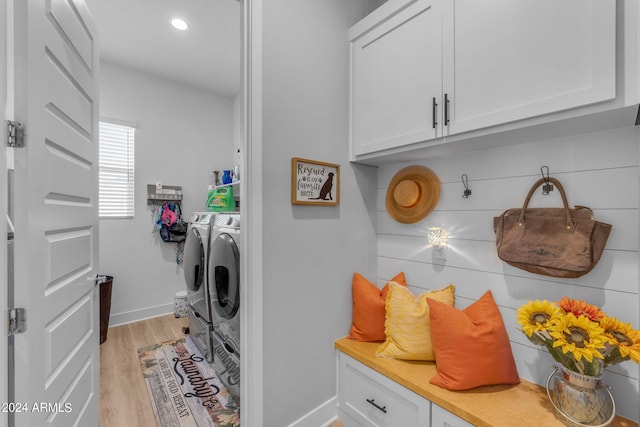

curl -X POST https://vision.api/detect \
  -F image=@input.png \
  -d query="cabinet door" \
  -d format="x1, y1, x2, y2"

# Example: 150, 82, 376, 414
431, 404, 474, 427
442, 0, 616, 136
350, 0, 442, 157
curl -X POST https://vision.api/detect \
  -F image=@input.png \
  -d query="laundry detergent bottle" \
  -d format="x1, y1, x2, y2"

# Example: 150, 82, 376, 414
206, 185, 235, 212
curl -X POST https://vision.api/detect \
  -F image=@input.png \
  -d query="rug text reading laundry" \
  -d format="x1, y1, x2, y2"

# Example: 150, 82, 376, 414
174, 346, 221, 409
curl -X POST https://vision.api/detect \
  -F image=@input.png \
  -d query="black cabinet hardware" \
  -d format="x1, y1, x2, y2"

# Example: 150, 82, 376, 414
432, 97, 438, 129
444, 93, 450, 125
366, 398, 387, 414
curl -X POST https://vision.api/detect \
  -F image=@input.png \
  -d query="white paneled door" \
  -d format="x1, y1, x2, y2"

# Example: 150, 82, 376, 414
9, 0, 100, 425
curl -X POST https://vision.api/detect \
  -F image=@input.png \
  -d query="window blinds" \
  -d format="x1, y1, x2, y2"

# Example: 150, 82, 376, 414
99, 121, 135, 219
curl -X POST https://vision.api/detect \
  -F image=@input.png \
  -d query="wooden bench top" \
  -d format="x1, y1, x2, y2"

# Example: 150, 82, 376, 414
335, 337, 637, 427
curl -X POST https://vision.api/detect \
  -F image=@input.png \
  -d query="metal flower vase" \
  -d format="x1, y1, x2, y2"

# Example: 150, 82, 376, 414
546, 366, 615, 427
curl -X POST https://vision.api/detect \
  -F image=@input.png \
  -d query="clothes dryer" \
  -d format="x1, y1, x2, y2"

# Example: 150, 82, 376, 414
183, 212, 215, 361
208, 212, 240, 344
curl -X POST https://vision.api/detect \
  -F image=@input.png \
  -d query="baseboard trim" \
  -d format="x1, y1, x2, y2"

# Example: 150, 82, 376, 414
287, 396, 338, 427
109, 303, 174, 327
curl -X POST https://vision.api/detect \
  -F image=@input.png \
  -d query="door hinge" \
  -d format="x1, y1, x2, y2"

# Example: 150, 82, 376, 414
6, 120, 25, 148
8, 308, 26, 336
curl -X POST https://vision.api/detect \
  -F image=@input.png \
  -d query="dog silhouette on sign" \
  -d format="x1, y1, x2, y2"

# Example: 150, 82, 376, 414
310, 172, 334, 201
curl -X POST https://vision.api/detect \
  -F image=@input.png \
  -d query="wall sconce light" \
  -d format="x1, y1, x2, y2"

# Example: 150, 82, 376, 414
428, 227, 445, 246
427, 227, 447, 260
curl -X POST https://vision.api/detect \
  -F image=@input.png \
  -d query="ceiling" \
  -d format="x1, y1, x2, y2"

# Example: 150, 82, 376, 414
85, 0, 242, 98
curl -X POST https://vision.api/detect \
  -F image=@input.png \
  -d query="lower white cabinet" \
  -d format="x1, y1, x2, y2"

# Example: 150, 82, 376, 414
431, 403, 474, 427
337, 352, 430, 426
337, 351, 479, 427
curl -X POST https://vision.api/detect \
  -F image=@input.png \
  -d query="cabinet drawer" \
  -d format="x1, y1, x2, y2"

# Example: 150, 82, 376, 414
431, 403, 474, 427
338, 353, 429, 427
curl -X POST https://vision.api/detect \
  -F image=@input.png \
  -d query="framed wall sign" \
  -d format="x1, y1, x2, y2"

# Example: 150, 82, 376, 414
291, 157, 340, 206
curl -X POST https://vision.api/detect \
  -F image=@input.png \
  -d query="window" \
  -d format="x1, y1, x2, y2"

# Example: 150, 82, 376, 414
99, 120, 135, 219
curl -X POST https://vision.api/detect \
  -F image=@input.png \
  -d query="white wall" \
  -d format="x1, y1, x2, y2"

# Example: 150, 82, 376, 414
98, 61, 236, 325
260, 1, 379, 425
377, 125, 640, 422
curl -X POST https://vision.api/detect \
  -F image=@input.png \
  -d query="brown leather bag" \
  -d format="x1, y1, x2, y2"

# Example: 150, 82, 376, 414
493, 177, 611, 278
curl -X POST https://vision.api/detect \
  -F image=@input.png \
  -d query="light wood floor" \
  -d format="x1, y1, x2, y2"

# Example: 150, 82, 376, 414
99, 314, 346, 427
99, 314, 189, 427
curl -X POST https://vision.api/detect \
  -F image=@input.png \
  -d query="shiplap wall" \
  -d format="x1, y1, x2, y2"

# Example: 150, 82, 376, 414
376, 125, 640, 421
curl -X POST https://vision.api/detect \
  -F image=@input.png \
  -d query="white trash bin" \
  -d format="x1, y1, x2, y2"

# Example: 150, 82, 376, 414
174, 290, 188, 318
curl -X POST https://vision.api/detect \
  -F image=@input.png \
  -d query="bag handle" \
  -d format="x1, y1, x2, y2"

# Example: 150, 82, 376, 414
517, 177, 574, 230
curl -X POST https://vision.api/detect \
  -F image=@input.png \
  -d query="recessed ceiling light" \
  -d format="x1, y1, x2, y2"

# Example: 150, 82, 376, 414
171, 18, 188, 31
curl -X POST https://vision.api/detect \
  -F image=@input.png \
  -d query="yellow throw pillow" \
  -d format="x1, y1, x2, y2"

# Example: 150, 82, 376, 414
376, 282, 455, 360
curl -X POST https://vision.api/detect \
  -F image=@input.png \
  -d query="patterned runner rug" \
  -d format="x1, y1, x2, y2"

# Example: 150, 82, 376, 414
137, 336, 240, 427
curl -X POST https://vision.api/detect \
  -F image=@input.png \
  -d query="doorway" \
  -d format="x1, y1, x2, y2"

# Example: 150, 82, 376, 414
3, 0, 263, 424
85, 0, 245, 409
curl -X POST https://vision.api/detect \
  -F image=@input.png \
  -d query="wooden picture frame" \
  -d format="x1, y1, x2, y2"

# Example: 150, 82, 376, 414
291, 157, 340, 206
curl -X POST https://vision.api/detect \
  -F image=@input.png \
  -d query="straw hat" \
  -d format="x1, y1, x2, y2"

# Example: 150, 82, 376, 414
386, 166, 440, 224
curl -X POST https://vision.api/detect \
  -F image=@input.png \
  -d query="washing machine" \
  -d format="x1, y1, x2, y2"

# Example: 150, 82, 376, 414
208, 213, 240, 338
208, 212, 240, 400
183, 212, 215, 362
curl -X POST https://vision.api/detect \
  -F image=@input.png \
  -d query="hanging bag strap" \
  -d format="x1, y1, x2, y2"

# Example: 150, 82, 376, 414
517, 177, 574, 231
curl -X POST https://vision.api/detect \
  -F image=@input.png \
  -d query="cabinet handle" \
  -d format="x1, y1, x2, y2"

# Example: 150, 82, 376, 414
432, 97, 438, 129
444, 93, 450, 126
366, 398, 387, 414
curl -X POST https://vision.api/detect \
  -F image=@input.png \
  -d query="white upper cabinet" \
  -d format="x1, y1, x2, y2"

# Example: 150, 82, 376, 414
350, 0, 442, 157
349, 0, 618, 159
442, 0, 616, 136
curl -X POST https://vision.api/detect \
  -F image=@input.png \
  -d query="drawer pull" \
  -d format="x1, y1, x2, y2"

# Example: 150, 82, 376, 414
366, 398, 387, 414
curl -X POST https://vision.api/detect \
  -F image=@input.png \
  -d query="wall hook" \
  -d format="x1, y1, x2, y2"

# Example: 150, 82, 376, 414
540, 166, 553, 195
461, 174, 472, 199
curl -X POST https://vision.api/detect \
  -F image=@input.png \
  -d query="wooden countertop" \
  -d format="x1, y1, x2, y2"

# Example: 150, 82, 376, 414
335, 337, 637, 427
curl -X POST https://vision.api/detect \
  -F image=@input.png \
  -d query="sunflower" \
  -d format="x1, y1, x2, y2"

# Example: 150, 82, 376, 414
558, 296, 606, 321
549, 313, 607, 362
516, 299, 560, 337
599, 316, 640, 364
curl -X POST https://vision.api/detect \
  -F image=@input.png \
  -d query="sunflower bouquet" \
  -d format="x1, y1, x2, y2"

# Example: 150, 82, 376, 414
517, 297, 640, 377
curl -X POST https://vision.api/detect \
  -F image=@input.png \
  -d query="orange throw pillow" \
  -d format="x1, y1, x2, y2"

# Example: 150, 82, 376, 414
427, 290, 520, 390
348, 272, 407, 341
